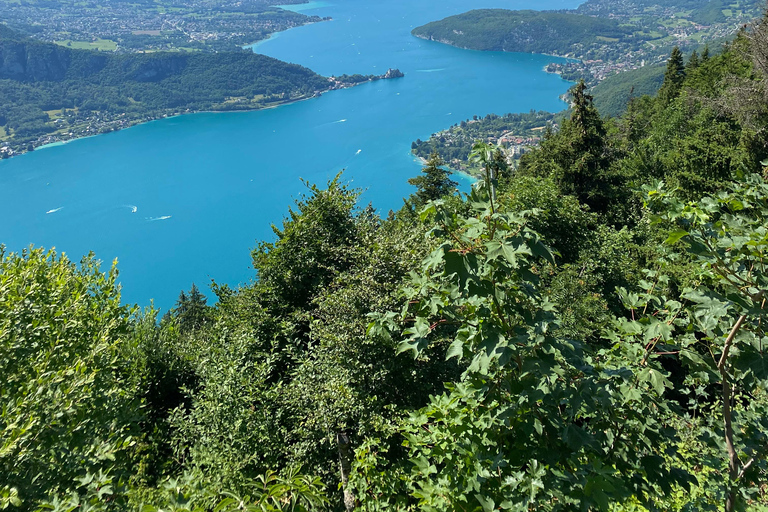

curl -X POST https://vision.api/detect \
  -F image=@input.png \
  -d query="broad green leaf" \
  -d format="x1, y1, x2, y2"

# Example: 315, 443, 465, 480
665, 229, 689, 245
446, 338, 465, 361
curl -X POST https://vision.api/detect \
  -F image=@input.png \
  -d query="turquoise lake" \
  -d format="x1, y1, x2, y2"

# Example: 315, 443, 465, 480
0, 0, 581, 308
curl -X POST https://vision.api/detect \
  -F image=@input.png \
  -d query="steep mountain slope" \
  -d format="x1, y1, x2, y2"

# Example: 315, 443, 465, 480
412, 9, 638, 54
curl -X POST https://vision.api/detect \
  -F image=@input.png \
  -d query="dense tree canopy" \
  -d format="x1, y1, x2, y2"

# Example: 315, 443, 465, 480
0, 24, 331, 153
2, 10, 768, 512
412, 9, 638, 54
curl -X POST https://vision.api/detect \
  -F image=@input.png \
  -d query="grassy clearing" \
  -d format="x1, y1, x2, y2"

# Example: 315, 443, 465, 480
54, 38, 117, 51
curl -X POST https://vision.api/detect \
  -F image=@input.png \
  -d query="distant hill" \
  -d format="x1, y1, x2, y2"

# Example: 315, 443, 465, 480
0, 23, 23, 40
0, 32, 328, 92
592, 64, 666, 117
411, 9, 639, 55
0, 23, 332, 153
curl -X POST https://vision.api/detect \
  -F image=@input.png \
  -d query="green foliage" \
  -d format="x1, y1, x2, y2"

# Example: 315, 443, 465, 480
407, 152, 458, 207
0, 247, 140, 509
128, 308, 197, 483
658, 47, 686, 104
351, 25, 768, 511
171, 176, 457, 503
519, 80, 624, 216
412, 9, 638, 54
1, 487, 21, 510
621, 42, 763, 201
34, 467, 327, 512
252, 175, 363, 312
496, 175, 596, 263
635, 175, 768, 510
173, 283, 211, 333
352, 184, 691, 510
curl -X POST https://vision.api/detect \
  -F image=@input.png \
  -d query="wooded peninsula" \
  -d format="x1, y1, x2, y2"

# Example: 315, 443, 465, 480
3, 0, 768, 511
3, 8, 768, 510
0, 25, 402, 158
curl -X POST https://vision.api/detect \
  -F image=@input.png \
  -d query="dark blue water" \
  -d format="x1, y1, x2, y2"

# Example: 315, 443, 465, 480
0, 0, 580, 309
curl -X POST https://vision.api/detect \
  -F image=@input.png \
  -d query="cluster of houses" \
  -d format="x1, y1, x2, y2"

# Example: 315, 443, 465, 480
1, 0, 322, 53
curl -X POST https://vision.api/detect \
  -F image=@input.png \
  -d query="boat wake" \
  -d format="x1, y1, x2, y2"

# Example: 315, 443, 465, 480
147, 215, 172, 222
125, 205, 138, 213
46, 207, 63, 214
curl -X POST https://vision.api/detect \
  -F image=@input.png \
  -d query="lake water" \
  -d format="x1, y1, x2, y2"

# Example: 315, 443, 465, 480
0, 0, 581, 309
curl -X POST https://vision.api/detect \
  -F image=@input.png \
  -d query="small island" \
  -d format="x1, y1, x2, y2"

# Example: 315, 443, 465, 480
329, 68, 404, 89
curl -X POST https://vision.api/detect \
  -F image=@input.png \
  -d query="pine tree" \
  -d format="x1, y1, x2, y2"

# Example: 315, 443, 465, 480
658, 47, 686, 104
407, 152, 458, 207
558, 80, 612, 212
701, 44, 710, 61
518, 80, 617, 214
174, 283, 209, 332
687, 49, 700, 71
570, 80, 605, 152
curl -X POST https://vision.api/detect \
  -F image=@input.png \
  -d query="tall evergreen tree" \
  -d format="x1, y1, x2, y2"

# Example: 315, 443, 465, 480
517, 80, 629, 217
407, 152, 458, 207
174, 283, 210, 332
687, 49, 700, 70
701, 44, 710, 61
658, 46, 686, 103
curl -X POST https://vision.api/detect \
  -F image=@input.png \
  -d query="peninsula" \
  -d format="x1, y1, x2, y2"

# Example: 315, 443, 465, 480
0, 26, 403, 158
412, 0, 763, 86
410, 0, 764, 170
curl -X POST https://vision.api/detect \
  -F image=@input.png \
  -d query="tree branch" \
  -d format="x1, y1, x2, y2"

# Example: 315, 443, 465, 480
718, 315, 747, 370
719, 314, 747, 512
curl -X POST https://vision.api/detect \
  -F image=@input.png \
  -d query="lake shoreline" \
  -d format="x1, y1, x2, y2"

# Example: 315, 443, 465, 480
4, 73, 403, 161
414, 155, 479, 182
0, 0, 582, 308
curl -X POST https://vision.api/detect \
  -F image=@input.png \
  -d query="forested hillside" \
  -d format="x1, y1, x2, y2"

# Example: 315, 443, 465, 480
412, 9, 638, 54
413, 0, 761, 88
0, 25, 331, 156
2, 11, 768, 512
590, 62, 666, 116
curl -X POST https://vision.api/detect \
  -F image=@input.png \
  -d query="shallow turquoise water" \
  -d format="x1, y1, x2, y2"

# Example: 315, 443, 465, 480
0, 0, 580, 308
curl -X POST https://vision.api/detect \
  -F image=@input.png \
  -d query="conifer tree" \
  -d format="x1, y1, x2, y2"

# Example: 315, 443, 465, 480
555, 80, 611, 211
658, 46, 686, 103
517, 80, 617, 214
174, 283, 210, 332
687, 49, 700, 70
407, 152, 458, 207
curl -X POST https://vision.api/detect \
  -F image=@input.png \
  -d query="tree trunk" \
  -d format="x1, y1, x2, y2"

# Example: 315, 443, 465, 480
723, 378, 738, 512
337, 431, 355, 511
719, 315, 746, 512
